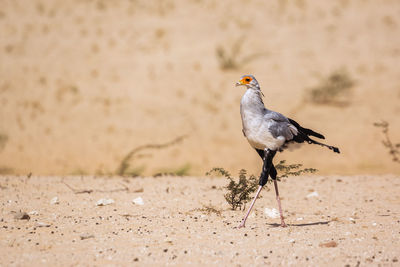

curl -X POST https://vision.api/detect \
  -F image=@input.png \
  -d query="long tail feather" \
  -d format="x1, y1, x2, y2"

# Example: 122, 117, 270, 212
308, 138, 340, 153
289, 118, 325, 139
302, 127, 325, 139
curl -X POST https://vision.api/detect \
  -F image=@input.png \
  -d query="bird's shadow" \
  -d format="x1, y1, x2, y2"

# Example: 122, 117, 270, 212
267, 220, 331, 228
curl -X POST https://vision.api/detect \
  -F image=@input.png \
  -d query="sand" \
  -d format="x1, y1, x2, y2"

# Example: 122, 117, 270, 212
1, 174, 399, 266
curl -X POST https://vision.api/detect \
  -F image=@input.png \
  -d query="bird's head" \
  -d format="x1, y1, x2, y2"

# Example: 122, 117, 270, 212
235, 75, 260, 90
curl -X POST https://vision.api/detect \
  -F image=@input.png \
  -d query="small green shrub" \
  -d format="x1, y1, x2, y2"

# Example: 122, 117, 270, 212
274, 160, 317, 180
194, 204, 222, 216
207, 168, 258, 211
153, 163, 191, 177
207, 162, 317, 210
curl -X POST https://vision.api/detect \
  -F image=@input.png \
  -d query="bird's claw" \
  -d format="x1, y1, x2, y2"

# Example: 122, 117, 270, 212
237, 221, 246, 229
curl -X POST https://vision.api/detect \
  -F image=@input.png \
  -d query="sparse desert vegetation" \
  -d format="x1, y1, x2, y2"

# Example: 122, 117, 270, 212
207, 162, 317, 210
305, 69, 354, 106
207, 168, 258, 210
216, 39, 267, 70
374, 121, 400, 163
0, 133, 8, 151
116, 135, 188, 176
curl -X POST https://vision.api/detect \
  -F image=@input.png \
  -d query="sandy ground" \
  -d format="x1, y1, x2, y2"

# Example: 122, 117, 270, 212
1, 0, 400, 176
1, 174, 399, 266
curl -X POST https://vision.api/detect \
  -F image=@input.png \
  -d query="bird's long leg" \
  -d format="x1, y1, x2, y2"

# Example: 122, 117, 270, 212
237, 185, 263, 228
237, 149, 272, 228
273, 180, 287, 227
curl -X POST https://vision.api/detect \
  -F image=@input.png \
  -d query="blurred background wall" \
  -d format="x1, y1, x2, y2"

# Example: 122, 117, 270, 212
1, 0, 400, 176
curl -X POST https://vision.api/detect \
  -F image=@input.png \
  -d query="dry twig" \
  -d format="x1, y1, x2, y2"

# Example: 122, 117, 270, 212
374, 121, 400, 163
62, 181, 130, 194
116, 135, 188, 176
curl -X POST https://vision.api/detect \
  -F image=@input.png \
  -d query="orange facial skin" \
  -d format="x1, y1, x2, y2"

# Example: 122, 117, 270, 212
239, 76, 253, 85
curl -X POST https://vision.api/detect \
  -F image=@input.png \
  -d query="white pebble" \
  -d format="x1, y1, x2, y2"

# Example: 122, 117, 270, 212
132, 197, 144, 205
264, 208, 279, 218
306, 191, 319, 198
96, 198, 115, 206
50, 196, 59, 205
35, 222, 51, 227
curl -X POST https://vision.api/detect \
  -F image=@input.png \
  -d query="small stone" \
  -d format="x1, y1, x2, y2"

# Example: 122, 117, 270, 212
14, 212, 30, 220
35, 222, 51, 227
80, 233, 95, 240
133, 188, 144, 193
50, 197, 59, 205
319, 241, 338, 248
96, 198, 114, 206
264, 208, 279, 218
306, 191, 319, 198
132, 197, 144, 205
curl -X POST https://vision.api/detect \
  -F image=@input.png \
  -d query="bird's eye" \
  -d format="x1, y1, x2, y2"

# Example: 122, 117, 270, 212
245, 77, 251, 82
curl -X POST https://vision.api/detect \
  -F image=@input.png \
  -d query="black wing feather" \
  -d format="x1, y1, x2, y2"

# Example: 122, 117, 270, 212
288, 118, 325, 139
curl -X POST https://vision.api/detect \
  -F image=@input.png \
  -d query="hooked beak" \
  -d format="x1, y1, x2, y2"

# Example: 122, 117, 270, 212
235, 81, 243, 87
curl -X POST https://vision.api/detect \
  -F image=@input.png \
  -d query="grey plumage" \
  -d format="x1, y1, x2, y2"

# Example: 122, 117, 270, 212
237, 74, 340, 153
239, 77, 296, 151
265, 109, 298, 140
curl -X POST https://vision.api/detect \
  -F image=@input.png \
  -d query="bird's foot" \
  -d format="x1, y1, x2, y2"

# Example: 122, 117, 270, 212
237, 221, 246, 229
280, 220, 287, 228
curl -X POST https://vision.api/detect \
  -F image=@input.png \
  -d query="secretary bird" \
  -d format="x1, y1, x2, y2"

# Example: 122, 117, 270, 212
235, 75, 340, 228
